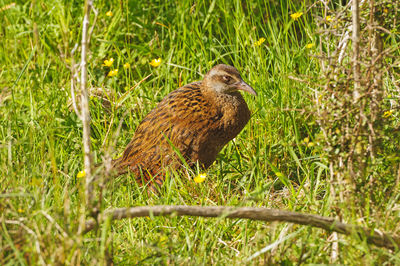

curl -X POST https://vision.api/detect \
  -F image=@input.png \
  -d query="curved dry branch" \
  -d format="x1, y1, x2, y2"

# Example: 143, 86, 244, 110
85, 205, 399, 250
80, 0, 94, 209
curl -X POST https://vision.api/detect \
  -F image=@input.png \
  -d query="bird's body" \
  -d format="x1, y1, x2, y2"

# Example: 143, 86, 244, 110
112, 64, 256, 189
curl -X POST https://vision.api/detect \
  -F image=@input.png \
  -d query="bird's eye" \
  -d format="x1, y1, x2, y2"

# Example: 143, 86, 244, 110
222, 75, 232, 83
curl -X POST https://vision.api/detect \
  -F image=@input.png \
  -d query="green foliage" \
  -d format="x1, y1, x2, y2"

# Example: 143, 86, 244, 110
0, 0, 399, 264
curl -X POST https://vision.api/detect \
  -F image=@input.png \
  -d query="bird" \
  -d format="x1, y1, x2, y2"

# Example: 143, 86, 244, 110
112, 64, 257, 190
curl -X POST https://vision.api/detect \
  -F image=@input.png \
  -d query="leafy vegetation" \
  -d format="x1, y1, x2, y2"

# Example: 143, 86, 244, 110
1, 0, 399, 264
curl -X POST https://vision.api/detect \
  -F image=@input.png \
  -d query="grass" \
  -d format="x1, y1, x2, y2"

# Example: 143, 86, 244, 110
1, 0, 399, 264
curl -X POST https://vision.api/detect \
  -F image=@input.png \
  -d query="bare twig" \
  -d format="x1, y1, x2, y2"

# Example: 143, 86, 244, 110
70, 1, 96, 260
337, 0, 366, 65
75, 2, 95, 250
85, 205, 400, 250
330, 232, 339, 263
80, 0, 94, 210
337, 31, 350, 64
87, 5, 98, 45
352, 0, 361, 100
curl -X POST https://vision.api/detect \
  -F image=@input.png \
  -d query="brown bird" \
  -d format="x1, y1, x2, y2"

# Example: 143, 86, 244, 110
112, 64, 256, 190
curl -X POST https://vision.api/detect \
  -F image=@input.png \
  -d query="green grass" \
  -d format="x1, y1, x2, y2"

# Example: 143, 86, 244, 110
1, 0, 399, 264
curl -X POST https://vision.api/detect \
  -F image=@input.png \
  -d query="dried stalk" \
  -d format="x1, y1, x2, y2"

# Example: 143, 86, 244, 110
70, 1, 95, 261
85, 205, 400, 250
75, 2, 94, 251
330, 232, 339, 263
80, 0, 94, 210
352, 0, 361, 100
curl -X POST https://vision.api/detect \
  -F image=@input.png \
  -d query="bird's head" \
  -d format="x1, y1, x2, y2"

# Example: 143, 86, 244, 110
203, 64, 257, 96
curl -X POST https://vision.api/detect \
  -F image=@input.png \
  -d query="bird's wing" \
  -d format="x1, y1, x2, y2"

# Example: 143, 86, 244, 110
119, 82, 218, 174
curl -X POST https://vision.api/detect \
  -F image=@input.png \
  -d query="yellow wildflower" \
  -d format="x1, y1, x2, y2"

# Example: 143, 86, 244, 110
106, 10, 113, 17
194, 173, 207, 183
275, 172, 284, 178
305, 43, 315, 49
18, 208, 24, 213
149, 58, 162, 67
77, 170, 86, 178
102, 58, 114, 67
290, 12, 303, 20
326, 15, 333, 22
123, 62, 130, 69
108, 69, 118, 77
383, 110, 393, 118
254, 37, 266, 47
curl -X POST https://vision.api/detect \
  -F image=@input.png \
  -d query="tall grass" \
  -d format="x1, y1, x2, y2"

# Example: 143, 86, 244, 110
1, 0, 399, 264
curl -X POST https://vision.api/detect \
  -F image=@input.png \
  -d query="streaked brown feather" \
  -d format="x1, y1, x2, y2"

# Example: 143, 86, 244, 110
112, 64, 255, 189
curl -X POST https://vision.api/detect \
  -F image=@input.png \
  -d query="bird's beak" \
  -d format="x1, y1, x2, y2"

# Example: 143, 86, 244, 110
236, 80, 257, 96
